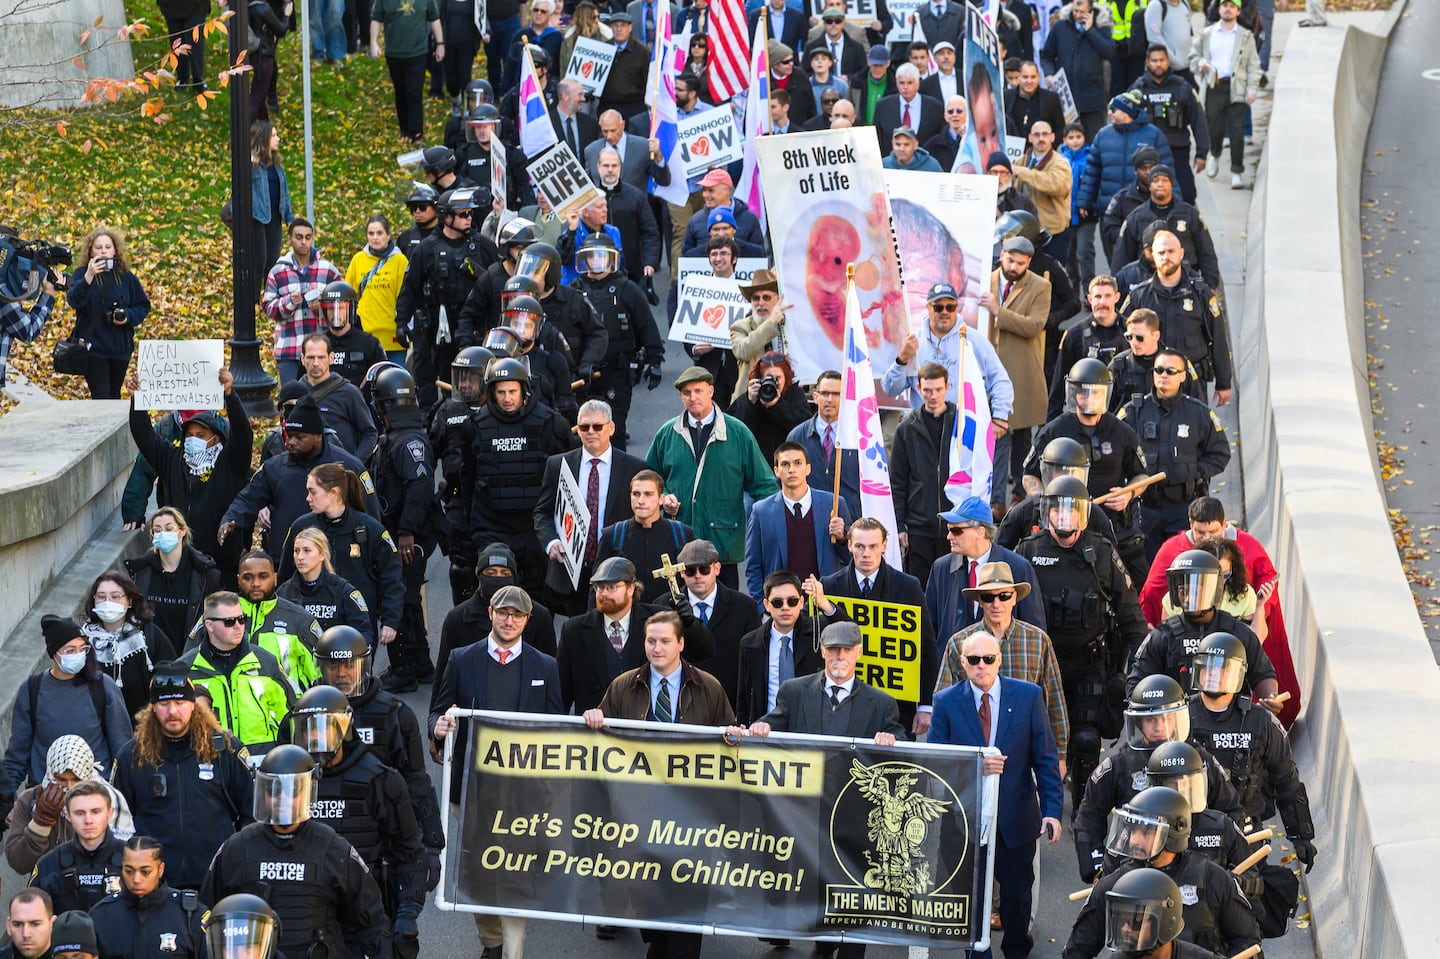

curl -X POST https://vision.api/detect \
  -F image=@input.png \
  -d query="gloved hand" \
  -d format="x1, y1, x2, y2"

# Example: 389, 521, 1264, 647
643, 363, 663, 391
395, 320, 412, 349
642, 274, 660, 306
424, 847, 443, 891
578, 364, 595, 385
31, 783, 65, 829
1292, 838, 1316, 873
1080, 847, 1103, 884
672, 592, 695, 626
393, 917, 419, 942
1239, 870, 1264, 899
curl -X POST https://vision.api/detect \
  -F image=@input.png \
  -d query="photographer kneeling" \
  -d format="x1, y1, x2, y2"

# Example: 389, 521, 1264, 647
68, 226, 151, 400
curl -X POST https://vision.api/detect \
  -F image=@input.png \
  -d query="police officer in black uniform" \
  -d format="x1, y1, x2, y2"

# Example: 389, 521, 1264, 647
1096, 868, 1224, 959
498, 298, 580, 420
1027, 359, 1152, 583
315, 627, 445, 901
457, 219, 538, 341
1118, 348, 1231, 556
1107, 309, 1204, 414
1014, 476, 1148, 809
444, 78, 495, 151
998, 437, 1120, 549
1127, 550, 1279, 706
366, 366, 441, 692
464, 357, 575, 593
1113, 166, 1220, 289
1064, 787, 1261, 959
288, 686, 425, 959
515, 240, 609, 383
393, 187, 500, 409
1074, 675, 1242, 881
320, 281, 387, 387
421, 145, 479, 193
1047, 277, 1130, 421
397, 184, 440, 258
89, 835, 206, 958
571, 232, 663, 448
1145, 741, 1250, 870
201, 745, 393, 959
455, 103, 499, 189
202, 894, 282, 959
1188, 633, 1316, 868
430, 345, 493, 604
30, 780, 124, 913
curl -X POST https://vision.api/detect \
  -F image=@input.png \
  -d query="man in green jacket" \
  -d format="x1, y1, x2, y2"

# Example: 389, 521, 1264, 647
179, 591, 296, 755
188, 552, 322, 693
645, 366, 778, 590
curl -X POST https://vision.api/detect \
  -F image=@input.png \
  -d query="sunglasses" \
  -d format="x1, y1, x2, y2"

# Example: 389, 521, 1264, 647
206, 616, 245, 627
576, 422, 608, 432
979, 592, 1014, 603
1153, 366, 1184, 376
779, 57, 794, 65
965, 654, 999, 665
931, 302, 958, 313
452, 210, 474, 218
683, 564, 714, 576
946, 524, 978, 535
768, 595, 804, 608
1123, 332, 1148, 341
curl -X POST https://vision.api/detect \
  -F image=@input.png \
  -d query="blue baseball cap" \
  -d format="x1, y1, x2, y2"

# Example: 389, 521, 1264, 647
939, 496, 994, 526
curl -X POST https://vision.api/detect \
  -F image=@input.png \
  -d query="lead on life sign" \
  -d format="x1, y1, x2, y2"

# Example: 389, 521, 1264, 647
136, 340, 225, 410
530, 141, 605, 221
555, 465, 591, 589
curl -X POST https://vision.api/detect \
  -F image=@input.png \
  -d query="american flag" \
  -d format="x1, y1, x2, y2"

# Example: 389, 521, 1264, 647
945, 330, 996, 506
706, 0, 750, 103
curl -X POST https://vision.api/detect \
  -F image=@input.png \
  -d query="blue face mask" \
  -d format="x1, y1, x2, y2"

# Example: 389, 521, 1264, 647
183, 436, 210, 456
153, 531, 181, 553
57, 652, 88, 675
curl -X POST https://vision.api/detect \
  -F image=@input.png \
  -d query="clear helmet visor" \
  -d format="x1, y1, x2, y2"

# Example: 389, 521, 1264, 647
1146, 770, 1207, 813
452, 366, 486, 403
514, 249, 552, 284
253, 769, 317, 826
1169, 569, 1221, 613
294, 711, 351, 757
466, 118, 497, 142
1104, 808, 1171, 862
466, 87, 494, 111
502, 311, 542, 345
319, 654, 369, 696
1122, 703, 1190, 751
1105, 899, 1173, 953
1192, 651, 1246, 695
322, 299, 356, 329
581, 246, 620, 276
1042, 495, 1090, 535
1066, 380, 1110, 416
482, 328, 522, 357
1040, 461, 1089, 487
205, 913, 280, 959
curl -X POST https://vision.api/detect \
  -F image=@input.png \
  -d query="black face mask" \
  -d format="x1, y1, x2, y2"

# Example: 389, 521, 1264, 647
478, 573, 515, 602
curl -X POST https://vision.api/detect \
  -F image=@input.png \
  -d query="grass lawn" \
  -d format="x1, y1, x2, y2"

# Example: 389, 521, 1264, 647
0, 3, 475, 401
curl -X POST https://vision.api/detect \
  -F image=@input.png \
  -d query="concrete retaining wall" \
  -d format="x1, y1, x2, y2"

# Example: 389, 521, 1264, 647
0, 0, 136, 110
1237, 5, 1440, 956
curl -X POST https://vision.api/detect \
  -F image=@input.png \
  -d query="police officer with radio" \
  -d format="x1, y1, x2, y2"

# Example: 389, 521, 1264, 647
1113, 166, 1220, 290
288, 686, 425, 958
201, 745, 393, 959
366, 366, 441, 693
430, 345, 493, 604
1073, 675, 1241, 881
998, 437, 1120, 549
393, 187, 500, 409
1188, 633, 1316, 869
1096, 868, 1223, 959
1145, 741, 1250, 870
497, 296, 579, 421
1026, 358, 1151, 583
30, 782, 123, 913
1118, 348, 1231, 555
1014, 476, 1148, 809
315, 627, 445, 899
571, 233, 663, 449
1128, 44, 1210, 203
1127, 550, 1279, 707
89, 836, 206, 959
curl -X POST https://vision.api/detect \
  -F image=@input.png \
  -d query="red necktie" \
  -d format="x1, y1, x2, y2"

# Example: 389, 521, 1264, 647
978, 691, 991, 745
497, 648, 511, 665
1002, 281, 1013, 304
585, 458, 602, 564
968, 562, 979, 615
902, 100, 912, 130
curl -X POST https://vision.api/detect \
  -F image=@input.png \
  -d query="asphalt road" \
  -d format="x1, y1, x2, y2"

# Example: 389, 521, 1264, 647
1362, 0, 1440, 658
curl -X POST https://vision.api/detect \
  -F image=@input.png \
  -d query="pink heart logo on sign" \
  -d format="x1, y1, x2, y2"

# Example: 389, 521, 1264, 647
692, 136, 711, 157
701, 305, 725, 329
580, 61, 593, 78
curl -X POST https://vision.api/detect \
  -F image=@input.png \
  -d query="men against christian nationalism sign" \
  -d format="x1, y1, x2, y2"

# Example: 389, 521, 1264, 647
437, 713, 996, 948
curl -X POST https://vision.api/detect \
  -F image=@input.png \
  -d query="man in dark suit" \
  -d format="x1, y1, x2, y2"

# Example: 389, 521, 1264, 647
803, 517, 939, 738
656, 539, 760, 707
551, 78, 601, 159
597, 14, 651, 120
914, 0, 964, 50
430, 584, 563, 958
918, 40, 961, 103
735, 571, 827, 724
535, 399, 647, 614
556, 557, 714, 713
749, 619, 905, 740
874, 63, 945, 151
1004, 60, 1066, 138
745, 441, 853, 604
585, 110, 669, 192
747, 0, 808, 54
929, 631, 1063, 959
925, 496, 1048, 644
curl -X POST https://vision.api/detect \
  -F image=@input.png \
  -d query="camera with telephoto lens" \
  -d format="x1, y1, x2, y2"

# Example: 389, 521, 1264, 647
0, 229, 72, 303
758, 373, 781, 404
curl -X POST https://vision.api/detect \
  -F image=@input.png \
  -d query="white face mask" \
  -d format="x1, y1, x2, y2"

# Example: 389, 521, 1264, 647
93, 602, 127, 623
57, 652, 88, 675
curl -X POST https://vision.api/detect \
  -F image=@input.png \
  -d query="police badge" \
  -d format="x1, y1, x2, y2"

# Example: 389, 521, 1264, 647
1176, 220, 1187, 233
1177, 424, 1190, 438
1182, 298, 1193, 312
350, 543, 362, 558
159, 932, 178, 952
1179, 883, 1199, 906
1131, 769, 1149, 791
105, 874, 122, 895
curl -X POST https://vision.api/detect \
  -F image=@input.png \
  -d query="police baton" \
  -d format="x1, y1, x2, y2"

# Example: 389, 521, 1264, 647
1228, 947, 1262, 959
1243, 828, 1273, 845
1091, 472, 1168, 508
1068, 843, 1272, 901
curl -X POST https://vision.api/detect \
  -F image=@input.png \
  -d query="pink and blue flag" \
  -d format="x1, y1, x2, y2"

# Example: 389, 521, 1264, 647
945, 333, 996, 506
646, 3, 690, 205
734, 14, 770, 231
518, 46, 558, 159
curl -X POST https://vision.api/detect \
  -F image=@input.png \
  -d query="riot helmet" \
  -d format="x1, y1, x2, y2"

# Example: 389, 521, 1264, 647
464, 78, 495, 112
514, 241, 561, 290
501, 294, 545, 347
315, 625, 371, 696
1145, 741, 1208, 814
288, 685, 354, 763
422, 145, 458, 178
1066, 357, 1113, 416
253, 744, 318, 827
501, 273, 542, 311
318, 280, 357, 331
1041, 475, 1090, 537
437, 188, 480, 233
452, 346, 495, 405
372, 365, 419, 421
497, 217, 538, 261
1192, 631, 1247, 696
405, 182, 439, 210
993, 209, 1052, 252
1104, 786, 1191, 862
526, 45, 551, 71
485, 356, 532, 396
361, 361, 407, 422
482, 326, 523, 358
1104, 868, 1185, 955
1040, 436, 1089, 486
1167, 549, 1222, 615
466, 103, 500, 143
578, 232, 621, 278
204, 894, 281, 959
1122, 674, 1191, 751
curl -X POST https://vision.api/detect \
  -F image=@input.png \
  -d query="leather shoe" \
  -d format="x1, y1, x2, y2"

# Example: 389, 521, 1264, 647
595, 925, 619, 940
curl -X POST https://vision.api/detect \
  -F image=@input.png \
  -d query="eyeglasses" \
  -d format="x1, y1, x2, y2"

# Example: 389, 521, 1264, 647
576, 422, 609, 432
978, 592, 1014, 604
683, 564, 713, 576
946, 108, 967, 114
1153, 366, 1184, 376
930, 302, 958, 313
768, 595, 804, 608
965, 654, 999, 665
491, 609, 530, 621
206, 616, 245, 628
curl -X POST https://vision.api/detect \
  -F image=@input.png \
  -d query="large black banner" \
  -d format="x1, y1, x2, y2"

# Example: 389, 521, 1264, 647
437, 712, 996, 949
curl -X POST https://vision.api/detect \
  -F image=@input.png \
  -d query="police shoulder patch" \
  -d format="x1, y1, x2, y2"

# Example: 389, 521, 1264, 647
1210, 410, 1224, 431
381, 530, 399, 551
407, 439, 425, 463
361, 471, 376, 494
1208, 295, 1220, 317
350, 589, 370, 612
